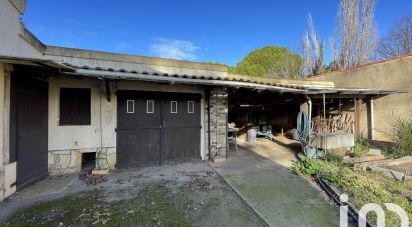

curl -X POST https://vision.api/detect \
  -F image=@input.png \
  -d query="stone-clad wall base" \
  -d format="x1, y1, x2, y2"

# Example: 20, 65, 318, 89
48, 147, 116, 175
206, 88, 228, 161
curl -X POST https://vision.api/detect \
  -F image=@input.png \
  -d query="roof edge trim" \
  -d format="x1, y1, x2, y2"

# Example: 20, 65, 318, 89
45, 46, 228, 72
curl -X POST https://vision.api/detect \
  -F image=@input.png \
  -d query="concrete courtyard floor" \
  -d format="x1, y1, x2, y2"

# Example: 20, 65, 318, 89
212, 138, 340, 227
0, 162, 265, 226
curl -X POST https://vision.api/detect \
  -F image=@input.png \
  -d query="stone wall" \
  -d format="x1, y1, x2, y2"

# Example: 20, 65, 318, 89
206, 87, 228, 161
48, 147, 116, 175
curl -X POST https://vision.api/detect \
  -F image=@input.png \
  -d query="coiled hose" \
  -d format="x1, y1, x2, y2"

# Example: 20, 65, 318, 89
297, 111, 320, 158
296, 111, 309, 142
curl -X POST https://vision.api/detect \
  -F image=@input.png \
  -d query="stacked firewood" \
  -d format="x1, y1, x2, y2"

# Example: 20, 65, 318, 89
313, 113, 355, 134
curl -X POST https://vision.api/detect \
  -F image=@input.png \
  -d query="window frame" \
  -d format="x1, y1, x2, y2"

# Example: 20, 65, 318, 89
146, 100, 154, 114
188, 101, 194, 114
171, 101, 178, 114
126, 100, 135, 113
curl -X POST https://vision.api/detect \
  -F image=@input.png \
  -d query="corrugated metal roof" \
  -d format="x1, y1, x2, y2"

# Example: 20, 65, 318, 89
0, 54, 399, 96
62, 65, 399, 96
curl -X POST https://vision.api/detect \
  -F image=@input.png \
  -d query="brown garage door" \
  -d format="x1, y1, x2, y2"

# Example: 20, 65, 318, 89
10, 70, 49, 190
116, 91, 201, 167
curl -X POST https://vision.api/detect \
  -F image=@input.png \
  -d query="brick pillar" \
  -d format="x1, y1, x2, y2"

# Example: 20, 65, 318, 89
205, 87, 227, 162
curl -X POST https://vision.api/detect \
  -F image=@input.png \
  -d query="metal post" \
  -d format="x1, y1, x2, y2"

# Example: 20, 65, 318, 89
323, 93, 326, 153
323, 93, 326, 120
370, 97, 374, 140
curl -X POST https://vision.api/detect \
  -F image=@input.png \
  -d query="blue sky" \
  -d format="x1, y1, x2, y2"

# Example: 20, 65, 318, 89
24, 0, 412, 66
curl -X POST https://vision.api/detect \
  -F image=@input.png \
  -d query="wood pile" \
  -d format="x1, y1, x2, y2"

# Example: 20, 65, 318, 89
313, 113, 355, 134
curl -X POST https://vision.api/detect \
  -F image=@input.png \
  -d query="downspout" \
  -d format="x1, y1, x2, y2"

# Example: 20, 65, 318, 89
207, 89, 211, 162
304, 95, 312, 145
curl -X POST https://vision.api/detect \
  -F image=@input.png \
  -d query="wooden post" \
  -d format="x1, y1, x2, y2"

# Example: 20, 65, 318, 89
355, 98, 362, 138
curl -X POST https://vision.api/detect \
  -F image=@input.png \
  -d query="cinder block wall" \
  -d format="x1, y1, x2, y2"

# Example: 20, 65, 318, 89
206, 87, 228, 161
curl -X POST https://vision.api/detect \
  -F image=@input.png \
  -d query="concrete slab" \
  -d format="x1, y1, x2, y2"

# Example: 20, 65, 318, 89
235, 138, 299, 168
15, 174, 77, 198
1, 162, 262, 225
368, 148, 382, 156
92, 168, 110, 175
213, 138, 340, 227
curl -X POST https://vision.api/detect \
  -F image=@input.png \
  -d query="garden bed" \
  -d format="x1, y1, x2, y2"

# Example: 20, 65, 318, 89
291, 154, 412, 226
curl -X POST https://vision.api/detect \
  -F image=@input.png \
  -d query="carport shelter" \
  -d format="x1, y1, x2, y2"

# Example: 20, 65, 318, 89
0, 47, 396, 196
0, 0, 397, 202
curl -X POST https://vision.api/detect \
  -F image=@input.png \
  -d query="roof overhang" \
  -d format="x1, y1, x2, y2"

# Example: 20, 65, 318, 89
63, 68, 400, 96
0, 54, 399, 97
0, 55, 75, 71
63, 69, 304, 93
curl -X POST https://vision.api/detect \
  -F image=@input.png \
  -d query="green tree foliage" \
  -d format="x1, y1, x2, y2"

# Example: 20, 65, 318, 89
229, 46, 302, 79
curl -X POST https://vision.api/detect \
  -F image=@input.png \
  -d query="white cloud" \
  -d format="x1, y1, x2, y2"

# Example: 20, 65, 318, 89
149, 39, 201, 61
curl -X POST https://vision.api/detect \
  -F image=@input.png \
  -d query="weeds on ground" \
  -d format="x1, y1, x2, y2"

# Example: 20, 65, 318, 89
291, 155, 412, 226
290, 154, 335, 175
322, 152, 343, 164
382, 112, 412, 158
3, 186, 190, 227
353, 138, 369, 157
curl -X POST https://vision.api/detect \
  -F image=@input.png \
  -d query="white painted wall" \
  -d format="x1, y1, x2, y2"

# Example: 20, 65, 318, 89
48, 76, 115, 150
0, 63, 5, 202
0, 0, 43, 59
48, 75, 207, 160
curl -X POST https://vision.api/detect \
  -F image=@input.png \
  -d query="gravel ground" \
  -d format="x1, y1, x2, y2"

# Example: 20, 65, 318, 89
0, 162, 266, 226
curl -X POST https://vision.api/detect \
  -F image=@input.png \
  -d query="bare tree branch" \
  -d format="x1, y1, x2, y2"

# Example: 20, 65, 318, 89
300, 15, 324, 77
377, 13, 412, 58
334, 0, 377, 69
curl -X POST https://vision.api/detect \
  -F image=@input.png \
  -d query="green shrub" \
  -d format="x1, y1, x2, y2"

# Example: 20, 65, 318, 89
383, 113, 412, 158
291, 155, 329, 175
353, 138, 369, 156
322, 152, 343, 164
